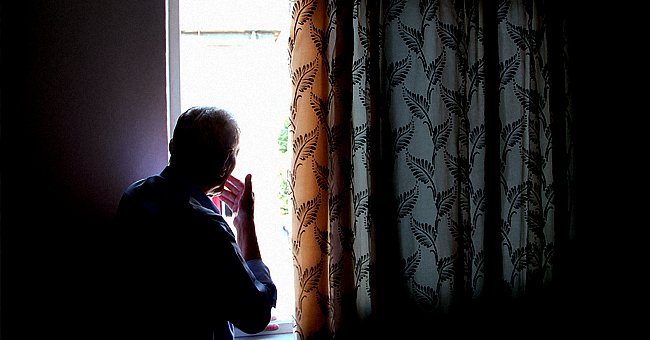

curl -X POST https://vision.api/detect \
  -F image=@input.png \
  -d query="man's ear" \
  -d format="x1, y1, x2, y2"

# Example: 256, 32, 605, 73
168, 139, 174, 153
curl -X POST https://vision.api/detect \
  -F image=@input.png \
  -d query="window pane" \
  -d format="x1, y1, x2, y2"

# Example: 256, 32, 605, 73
178, 0, 294, 322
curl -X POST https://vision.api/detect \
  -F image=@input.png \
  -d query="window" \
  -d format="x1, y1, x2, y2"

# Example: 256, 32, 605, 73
167, 0, 294, 336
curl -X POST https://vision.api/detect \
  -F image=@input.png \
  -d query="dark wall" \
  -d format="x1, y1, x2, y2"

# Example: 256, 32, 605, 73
1, 1, 168, 338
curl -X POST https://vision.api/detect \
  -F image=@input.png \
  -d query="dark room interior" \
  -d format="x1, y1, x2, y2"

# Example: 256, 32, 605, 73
1, 1, 642, 338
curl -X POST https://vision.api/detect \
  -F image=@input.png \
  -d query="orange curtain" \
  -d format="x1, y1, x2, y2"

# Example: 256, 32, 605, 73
288, 0, 369, 337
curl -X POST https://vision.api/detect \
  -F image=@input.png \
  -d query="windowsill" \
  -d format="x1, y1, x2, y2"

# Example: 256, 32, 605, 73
236, 334, 295, 340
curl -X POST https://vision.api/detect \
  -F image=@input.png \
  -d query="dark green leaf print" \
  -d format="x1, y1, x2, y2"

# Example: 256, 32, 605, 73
412, 280, 437, 311
406, 154, 435, 187
293, 125, 319, 163
398, 22, 424, 54
436, 21, 463, 52
352, 56, 366, 86
384, 0, 407, 23
410, 217, 436, 249
403, 87, 430, 120
299, 260, 323, 294
392, 121, 414, 155
419, 0, 439, 23
499, 53, 520, 87
292, 59, 318, 94
397, 186, 419, 219
387, 55, 411, 88
401, 248, 421, 279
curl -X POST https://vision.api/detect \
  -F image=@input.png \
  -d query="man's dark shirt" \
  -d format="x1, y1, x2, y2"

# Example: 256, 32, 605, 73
112, 166, 276, 339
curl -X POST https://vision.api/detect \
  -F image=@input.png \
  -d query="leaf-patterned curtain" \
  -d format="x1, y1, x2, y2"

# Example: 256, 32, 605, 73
288, 0, 575, 338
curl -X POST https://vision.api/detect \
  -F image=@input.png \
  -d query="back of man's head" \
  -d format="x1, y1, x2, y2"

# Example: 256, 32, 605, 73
169, 106, 240, 187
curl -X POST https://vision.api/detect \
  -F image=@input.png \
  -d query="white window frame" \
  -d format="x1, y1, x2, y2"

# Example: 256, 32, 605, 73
166, 0, 182, 143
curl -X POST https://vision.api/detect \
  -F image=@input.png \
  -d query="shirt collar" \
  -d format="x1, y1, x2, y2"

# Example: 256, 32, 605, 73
160, 165, 220, 214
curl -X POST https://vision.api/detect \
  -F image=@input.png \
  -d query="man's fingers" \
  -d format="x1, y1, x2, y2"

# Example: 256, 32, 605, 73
219, 190, 236, 204
264, 314, 279, 331
226, 175, 244, 192
219, 174, 253, 215
264, 323, 280, 331
244, 174, 253, 196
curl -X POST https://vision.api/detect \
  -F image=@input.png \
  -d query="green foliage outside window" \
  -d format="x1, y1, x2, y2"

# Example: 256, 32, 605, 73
277, 115, 289, 216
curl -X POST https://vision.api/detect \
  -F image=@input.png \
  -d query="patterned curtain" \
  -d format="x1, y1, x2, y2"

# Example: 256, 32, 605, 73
288, 0, 574, 338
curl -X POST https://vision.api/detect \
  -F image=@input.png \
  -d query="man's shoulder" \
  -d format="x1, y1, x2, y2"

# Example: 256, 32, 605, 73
116, 174, 185, 221
116, 172, 232, 235
123, 174, 167, 195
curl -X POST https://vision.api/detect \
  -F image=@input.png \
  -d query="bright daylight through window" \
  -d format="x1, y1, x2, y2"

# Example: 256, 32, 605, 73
174, 0, 294, 330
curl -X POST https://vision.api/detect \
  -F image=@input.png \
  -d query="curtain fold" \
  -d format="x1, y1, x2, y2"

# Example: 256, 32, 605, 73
289, 0, 575, 338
